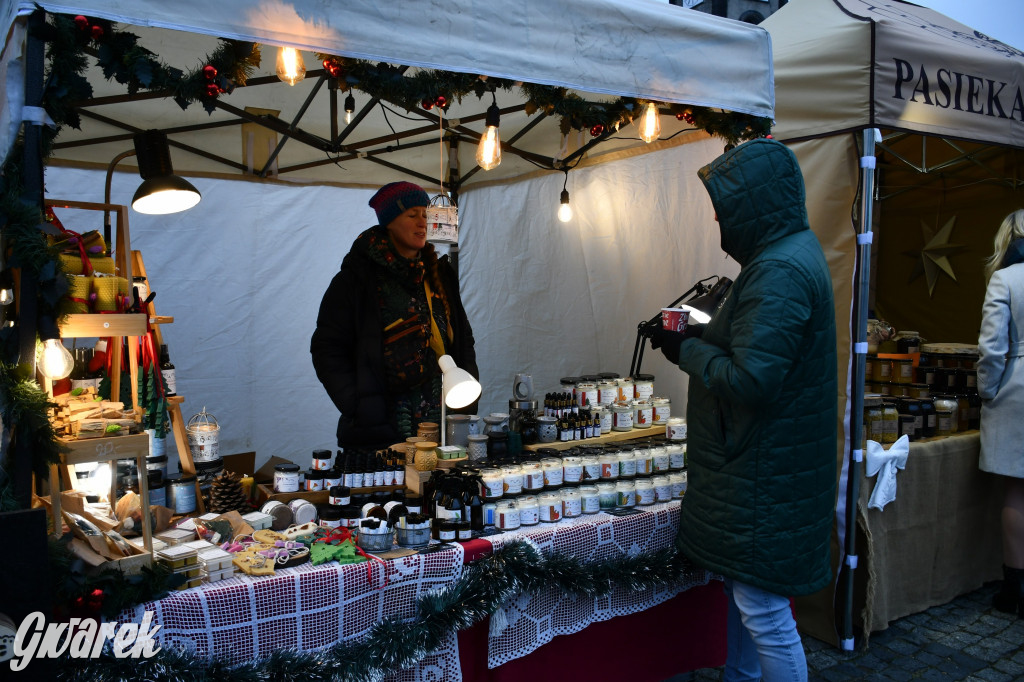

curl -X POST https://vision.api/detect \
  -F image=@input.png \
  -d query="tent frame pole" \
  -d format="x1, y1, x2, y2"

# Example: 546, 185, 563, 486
842, 128, 879, 651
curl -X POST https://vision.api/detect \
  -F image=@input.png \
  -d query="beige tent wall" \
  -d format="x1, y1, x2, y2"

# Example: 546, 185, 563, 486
787, 134, 860, 646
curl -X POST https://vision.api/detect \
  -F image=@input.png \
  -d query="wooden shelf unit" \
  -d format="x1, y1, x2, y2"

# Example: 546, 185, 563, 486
522, 427, 666, 452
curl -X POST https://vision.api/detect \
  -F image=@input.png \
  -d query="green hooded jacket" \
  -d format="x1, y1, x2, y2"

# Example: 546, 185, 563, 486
676, 139, 838, 596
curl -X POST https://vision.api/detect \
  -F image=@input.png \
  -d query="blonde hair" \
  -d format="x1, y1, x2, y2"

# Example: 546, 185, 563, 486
985, 209, 1024, 284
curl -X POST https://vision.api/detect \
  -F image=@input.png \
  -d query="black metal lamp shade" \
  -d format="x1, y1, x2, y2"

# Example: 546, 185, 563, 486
131, 130, 201, 214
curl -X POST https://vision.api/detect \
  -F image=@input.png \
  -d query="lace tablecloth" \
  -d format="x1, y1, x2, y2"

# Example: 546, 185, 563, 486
116, 543, 466, 681
481, 500, 712, 669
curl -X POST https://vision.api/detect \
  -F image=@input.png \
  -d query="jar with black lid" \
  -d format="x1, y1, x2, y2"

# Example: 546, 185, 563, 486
918, 398, 936, 438
897, 398, 921, 441
318, 504, 345, 529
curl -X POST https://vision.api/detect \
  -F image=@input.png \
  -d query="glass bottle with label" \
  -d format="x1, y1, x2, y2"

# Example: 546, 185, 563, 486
159, 344, 177, 396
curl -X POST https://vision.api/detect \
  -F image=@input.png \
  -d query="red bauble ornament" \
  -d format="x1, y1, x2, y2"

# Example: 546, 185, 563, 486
765, 134, 774, 139
590, 124, 604, 137
90, 25, 104, 40
74, 15, 89, 30
421, 98, 434, 110
675, 112, 685, 121
683, 112, 695, 124
203, 65, 218, 81
205, 83, 220, 97
435, 95, 447, 109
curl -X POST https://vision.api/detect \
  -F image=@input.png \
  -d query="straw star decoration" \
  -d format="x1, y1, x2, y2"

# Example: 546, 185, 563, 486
904, 215, 965, 297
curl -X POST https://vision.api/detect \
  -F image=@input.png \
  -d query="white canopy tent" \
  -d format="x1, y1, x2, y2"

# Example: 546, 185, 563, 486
764, 0, 1024, 649
2, 2, 767, 484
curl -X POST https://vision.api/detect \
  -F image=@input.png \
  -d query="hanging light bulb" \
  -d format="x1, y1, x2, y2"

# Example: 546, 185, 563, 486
38, 338, 75, 380
276, 47, 306, 86
637, 102, 662, 143
0, 288, 12, 305
476, 95, 502, 170
557, 171, 573, 222
344, 92, 355, 124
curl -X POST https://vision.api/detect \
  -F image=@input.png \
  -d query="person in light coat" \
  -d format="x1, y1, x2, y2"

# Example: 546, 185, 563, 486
978, 208, 1024, 619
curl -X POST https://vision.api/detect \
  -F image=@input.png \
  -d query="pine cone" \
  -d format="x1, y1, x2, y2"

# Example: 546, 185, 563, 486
209, 470, 249, 514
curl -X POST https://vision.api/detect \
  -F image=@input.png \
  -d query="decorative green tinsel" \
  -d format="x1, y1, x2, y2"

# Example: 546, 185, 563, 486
55, 540, 705, 682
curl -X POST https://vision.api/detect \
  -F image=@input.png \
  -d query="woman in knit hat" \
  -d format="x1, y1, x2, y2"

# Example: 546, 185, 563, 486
311, 181, 478, 449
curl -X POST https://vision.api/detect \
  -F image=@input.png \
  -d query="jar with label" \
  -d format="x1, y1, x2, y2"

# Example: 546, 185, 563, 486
890, 383, 910, 398
612, 403, 633, 431
898, 398, 922, 441
916, 365, 936, 386
593, 406, 612, 434
666, 417, 687, 441
481, 468, 505, 500
652, 474, 672, 503
517, 495, 540, 525
324, 471, 343, 489
672, 471, 688, 498
933, 395, 957, 436
495, 500, 521, 530
633, 446, 653, 477
560, 377, 579, 403
319, 505, 344, 529
274, 463, 301, 493
166, 474, 198, 515
289, 498, 317, 526
633, 373, 655, 401
864, 395, 883, 445
539, 492, 562, 522
892, 358, 914, 384
305, 470, 325, 491
598, 381, 617, 407
635, 478, 655, 506
597, 482, 618, 510
651, 397, 671, 425
881, 398, 899, 445
311, 449, 332, 471
599, 452, 619, 480
632, 400, 653, 428
501, 464, 524, 496
579, 485, 600, 514
667, 443, 686, 470
919, 398, 936, 438
339, 506, 361, 529
562, 456, 583, 484
864, 356, 875, 383
521, 462, 545, 492
561, 487, 582, 518
541, 457, 564, 488
329, 485, 352, 506
581, 454, 601, 482
617, 450, 637, 479
261, 500, 293, 530
576, 382, 598, 409
650, 445, 670, 473
871, 356, 892, 382
615, 378, 634, 404
438, 521, 458, 543
615, 480, 636, 508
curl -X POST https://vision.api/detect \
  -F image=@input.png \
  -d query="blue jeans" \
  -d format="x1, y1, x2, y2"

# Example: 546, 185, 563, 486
722, 578, 807, 682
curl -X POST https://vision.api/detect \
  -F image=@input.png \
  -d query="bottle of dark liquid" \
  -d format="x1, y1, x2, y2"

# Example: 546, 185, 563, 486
159, 344, 177, 396
465, 476, 484, 532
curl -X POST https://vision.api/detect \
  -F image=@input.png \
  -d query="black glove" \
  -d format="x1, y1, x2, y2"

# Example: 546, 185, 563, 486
648, 324, 705, 365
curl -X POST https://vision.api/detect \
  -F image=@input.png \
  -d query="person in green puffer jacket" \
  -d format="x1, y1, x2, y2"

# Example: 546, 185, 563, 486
649, 138, 837, 682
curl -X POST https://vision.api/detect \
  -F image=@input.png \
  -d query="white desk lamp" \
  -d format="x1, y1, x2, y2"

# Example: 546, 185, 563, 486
439, 354, 481, 446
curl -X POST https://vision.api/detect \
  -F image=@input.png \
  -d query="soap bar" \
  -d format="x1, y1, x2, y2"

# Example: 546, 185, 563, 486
203, 566, 236, 582
182, 539, 215, 551
156, 528, 195, 546
156, 545, 198, 570
242, 511, 273, 531
198, 547, 233, 571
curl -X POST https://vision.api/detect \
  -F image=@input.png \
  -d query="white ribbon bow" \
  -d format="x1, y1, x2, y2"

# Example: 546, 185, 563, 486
864, 435, 909, 510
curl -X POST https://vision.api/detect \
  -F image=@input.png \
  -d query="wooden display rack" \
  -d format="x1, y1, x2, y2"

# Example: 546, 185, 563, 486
522, 427, 666, 452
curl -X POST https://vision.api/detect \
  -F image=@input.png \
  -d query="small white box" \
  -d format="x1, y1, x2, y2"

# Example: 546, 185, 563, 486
198, 547, 233, 572
203, 566, 235, 582
156, 528, 196, 546
242, 511, 273, 531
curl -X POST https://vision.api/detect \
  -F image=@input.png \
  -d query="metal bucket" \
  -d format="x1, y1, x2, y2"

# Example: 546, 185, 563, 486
186, 407, 220, 463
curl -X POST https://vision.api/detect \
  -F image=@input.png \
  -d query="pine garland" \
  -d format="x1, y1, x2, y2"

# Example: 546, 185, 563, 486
55, 540, 707, 682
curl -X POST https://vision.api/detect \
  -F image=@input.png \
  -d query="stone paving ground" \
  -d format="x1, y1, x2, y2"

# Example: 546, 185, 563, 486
668, 581, 1024, 681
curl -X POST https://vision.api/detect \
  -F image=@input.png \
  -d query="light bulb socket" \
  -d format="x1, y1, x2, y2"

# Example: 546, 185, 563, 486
560, 189, 570, 205
134, 130, 175, 180
485, 103, 501, 128
344, 93, 355, 114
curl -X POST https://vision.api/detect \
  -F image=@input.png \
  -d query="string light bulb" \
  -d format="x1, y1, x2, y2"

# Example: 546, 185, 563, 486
0, 288, 12, 305
476, 94, 502, 170
38, 338, 74, 380
276, 47, 306, 86
557, 171, 573, 222
344, 93, 355, 124
637, 102, 661, 143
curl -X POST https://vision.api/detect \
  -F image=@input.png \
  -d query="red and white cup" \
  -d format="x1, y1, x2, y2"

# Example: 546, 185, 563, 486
661, 308, 690, 332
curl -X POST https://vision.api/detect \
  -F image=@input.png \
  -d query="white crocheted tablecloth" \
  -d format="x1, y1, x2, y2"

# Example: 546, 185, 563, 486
482, 500, 712, 669
116, 542, 466, 682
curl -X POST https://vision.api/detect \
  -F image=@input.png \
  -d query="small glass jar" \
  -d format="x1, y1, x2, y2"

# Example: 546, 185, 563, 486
633, 447, 653, 477
579, 485, 600, 514
329, 485, 352, 506
502, 463, 524, 496
650, 446, 670, 473
909, 383, 930, 400
481, 468, 505, 500
521, 462, 545, 492
319, 505, 344, 529
651, 397, 671, 425
561, 488, 582, 518
599, 452, 619, 480
305, 470, 325, 491
617, 450, 637, 479
615, 480, 636, 508
595, 406, 613, 434
956, 394, 970, 432
562, 455, 583, 484
438, 521, 458, 542
864, 395, 883, 444
577, 382, 598, 409
612, 403, 633, 431
666, 417, 687, 441
633, 373, 655, 401
311, 449, 332, 471
635, 478, 655, 506
652, 474, 672, 503
672, 471, 688, 498
919, 398, 936, 438
881, 398, 899, 445
615, 378, 634, 404
871, 356, 892, 382
933, 395, 958, 436
597, 482, 618, 510
541, 457, 564, 488
893, 358, 914, 384
495, 500, 521, 530
632, 399, 653, 428
539, 492, 563, 522
598, 381, 618, 407
667, 443, 686, 470
273, 463, 300, 493
581, 454, 601, 482
517, 495, 540, 526
898, 414, 916, 441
